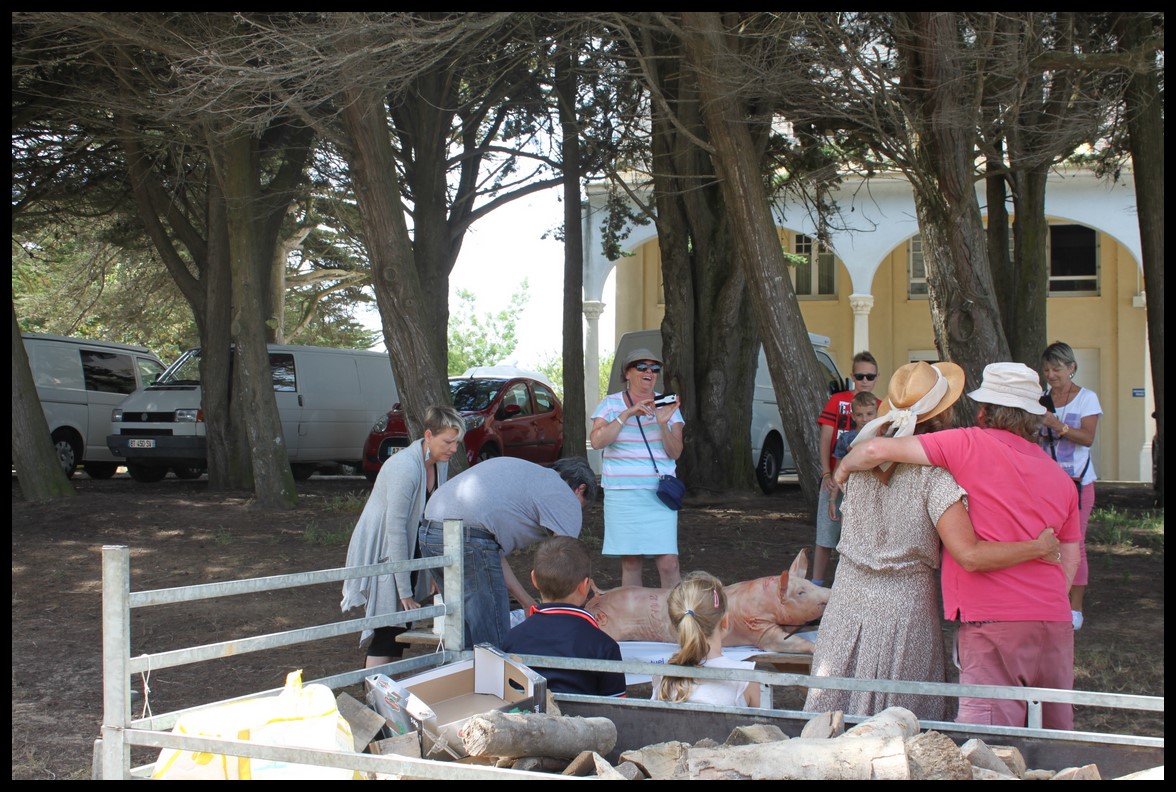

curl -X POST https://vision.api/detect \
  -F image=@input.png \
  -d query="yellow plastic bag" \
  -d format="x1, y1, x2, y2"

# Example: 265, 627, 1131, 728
152, 670, 358, 780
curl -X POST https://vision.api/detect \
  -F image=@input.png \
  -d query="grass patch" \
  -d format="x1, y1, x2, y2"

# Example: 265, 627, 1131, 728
302, 521, 353, 546
213, 525, 233, 545
1088, 506, 1164, 549
320, 491, 369, 514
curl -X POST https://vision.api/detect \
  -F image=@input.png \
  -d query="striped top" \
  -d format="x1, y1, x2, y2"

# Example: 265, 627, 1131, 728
592, 391, 684, 490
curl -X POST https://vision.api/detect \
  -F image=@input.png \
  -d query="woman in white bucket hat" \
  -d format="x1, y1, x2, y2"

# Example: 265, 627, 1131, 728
806, 362, 1061, 721
835, 361, 1081, 731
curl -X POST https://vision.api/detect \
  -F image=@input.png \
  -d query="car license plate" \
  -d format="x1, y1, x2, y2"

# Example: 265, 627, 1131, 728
128, 439, 156, 449
387, 446, 401, 456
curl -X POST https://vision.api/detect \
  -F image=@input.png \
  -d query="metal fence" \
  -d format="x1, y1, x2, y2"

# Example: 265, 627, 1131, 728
97, 519, 1164, 779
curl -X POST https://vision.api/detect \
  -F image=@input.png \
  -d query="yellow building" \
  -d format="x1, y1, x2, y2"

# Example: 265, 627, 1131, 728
582, 168, 1154, 482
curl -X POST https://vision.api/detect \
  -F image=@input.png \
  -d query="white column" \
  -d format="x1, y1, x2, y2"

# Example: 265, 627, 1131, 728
848, 293, 874, 354
1137, 291, 1154, 482
582, 300, 606, 474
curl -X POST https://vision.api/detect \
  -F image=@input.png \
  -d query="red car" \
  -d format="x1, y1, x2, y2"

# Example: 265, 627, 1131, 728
361, 367, 564, 482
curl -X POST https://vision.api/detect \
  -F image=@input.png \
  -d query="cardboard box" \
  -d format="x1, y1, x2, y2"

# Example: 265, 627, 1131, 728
364, 673, 433, 738
396, 644, 546, 759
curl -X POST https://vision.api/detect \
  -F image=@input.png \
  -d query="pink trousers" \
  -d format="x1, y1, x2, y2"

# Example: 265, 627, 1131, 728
955, 621, 1075, 731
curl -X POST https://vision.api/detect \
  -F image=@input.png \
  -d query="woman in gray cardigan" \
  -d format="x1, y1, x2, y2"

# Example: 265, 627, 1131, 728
341, 404, 465, 667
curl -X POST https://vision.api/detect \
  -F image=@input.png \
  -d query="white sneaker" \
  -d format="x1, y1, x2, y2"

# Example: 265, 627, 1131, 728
1072, 610, 1084, 631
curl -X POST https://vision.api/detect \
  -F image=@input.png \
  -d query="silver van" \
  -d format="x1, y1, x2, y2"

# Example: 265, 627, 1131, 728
610, 330, 844, 493
21, 333, 166, 478
108, 344, 398, 483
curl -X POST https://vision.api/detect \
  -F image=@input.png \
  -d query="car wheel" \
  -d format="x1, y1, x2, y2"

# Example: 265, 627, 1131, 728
51, 429, 82, 479
756, 437, 783, 494
172, 465, 203, 480
127, 463, 168, 483
364, 470, 378, 484
83, 462, 119, 480
476, 445, 501, 464
291, 463, 317, 481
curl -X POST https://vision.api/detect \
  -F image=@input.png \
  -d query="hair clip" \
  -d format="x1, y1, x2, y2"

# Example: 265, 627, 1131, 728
713, 588, 720, 609
684, 609, 695, 617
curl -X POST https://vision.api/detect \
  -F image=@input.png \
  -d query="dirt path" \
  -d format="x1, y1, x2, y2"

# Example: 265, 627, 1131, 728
10, 474, 1164, 779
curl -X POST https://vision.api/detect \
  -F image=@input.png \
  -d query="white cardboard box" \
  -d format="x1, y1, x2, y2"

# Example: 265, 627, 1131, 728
396, 644, 547, 758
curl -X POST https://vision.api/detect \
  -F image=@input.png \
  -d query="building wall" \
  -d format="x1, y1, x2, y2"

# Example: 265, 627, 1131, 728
612, 230, 1150, 481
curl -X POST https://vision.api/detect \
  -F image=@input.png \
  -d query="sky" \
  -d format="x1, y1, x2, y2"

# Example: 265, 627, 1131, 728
364, 186, 616, 371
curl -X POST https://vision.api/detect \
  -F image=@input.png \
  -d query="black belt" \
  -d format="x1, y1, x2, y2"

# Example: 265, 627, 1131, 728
426, 520, 497, 544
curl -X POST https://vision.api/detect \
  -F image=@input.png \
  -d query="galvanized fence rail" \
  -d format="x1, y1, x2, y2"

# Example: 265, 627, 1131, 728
97, 519, 1163, 779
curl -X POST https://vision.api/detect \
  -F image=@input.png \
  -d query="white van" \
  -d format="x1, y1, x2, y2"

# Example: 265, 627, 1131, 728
108, 344, 398, 483
610, 330, 844, 493
21, 333, 166, 479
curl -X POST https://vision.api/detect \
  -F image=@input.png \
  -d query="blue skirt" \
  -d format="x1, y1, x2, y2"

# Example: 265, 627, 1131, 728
602, 488, 679, 556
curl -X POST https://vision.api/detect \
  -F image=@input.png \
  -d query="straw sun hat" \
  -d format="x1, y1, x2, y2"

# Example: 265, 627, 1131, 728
854, 360, 965, 444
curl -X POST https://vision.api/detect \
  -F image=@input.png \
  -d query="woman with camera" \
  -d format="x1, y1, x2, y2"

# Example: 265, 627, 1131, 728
1040, 341, 1103, 631
590, 348, 684, 589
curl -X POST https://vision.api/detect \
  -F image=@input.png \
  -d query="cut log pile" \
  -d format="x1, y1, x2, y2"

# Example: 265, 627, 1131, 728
357, 700, 1162, 780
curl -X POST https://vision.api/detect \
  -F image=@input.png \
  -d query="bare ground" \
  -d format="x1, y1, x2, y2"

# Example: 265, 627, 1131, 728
10, 473, 1164, 780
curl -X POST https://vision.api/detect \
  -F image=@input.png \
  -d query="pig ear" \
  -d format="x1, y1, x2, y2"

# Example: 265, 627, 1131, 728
789, 548, 809, 580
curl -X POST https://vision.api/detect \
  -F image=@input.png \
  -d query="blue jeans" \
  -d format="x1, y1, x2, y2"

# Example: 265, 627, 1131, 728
418, 521, 510, 649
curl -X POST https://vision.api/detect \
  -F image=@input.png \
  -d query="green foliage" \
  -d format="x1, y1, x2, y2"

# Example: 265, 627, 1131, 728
535, 348, 615, 403
535, 353, 565, 400
13, 222, 197, 363
447, 281, 529, 375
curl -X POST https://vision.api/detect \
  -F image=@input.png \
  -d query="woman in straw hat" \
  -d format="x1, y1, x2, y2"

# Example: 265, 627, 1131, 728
805, 362, 1061, 721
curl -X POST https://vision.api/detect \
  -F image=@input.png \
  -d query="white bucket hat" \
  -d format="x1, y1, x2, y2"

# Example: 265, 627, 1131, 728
967, 362, 1046, 415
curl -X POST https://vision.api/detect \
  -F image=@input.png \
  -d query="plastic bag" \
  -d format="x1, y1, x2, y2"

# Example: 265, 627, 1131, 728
152, 669, 357, 780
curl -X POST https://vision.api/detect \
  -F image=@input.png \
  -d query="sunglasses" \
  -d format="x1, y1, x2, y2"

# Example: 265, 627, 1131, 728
853, 373, 878, 381
632, 363, 662, 373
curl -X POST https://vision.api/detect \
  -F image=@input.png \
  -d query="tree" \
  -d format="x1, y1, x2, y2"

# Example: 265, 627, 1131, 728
447, 284, 529, 375
1114, 12, 1164, 503
13, 12, 316, 506
11, 299, 75, 501
674, 12, 831, 504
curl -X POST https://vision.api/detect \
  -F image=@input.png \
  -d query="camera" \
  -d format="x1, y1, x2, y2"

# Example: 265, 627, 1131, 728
654, 392, 678, 407
1039, 392, 1055, 411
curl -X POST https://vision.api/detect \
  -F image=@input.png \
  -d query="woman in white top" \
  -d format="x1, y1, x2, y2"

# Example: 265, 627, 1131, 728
589, 348, 685, 589
653, 571, 761, 708
1040, 341, 1103, 631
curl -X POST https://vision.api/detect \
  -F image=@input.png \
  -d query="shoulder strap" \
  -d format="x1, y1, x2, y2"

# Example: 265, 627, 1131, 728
625, 391, 662, 476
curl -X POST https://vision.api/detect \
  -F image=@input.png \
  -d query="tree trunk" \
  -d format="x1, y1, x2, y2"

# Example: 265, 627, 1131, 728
1006, 165, 1051, 369
340, 87, 452, 439
555, 52, 588, 458
679, 12, 828, 506
1120, 13, 1164, 505
640, 26, 760, 495
201, 180, 251, 490
894, 13, 1011, 394
10, 299, 75, 502
215, 131, 297, 509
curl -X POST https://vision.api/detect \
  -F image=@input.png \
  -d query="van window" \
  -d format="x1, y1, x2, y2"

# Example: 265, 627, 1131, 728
271, 353, 297, 392
137, 357, 165, 386
81, 350, 137, 394
31, 344, 84, 389
816, 351, 842, 395
534, 383, 557, 414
